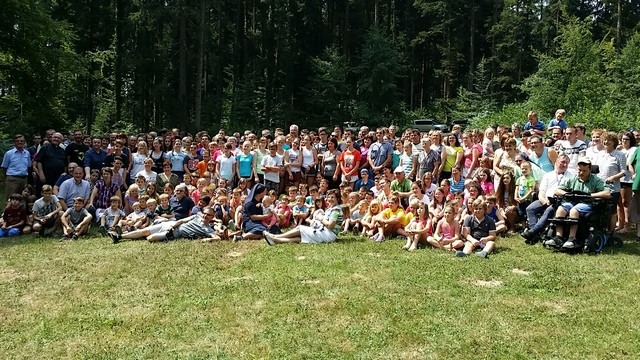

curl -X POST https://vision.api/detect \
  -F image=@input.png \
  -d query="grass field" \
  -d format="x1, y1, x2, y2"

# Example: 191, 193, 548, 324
2, 231, 640, 359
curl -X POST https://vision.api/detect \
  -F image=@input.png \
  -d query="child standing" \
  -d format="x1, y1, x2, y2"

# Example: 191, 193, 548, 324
261, 142, 282, 193
515, 161, 536, 219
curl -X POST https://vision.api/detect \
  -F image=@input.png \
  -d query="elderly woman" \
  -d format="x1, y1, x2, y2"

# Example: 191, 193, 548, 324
263, 189, 343, 245
416, 137, 440, 181
233, 183, 280, 241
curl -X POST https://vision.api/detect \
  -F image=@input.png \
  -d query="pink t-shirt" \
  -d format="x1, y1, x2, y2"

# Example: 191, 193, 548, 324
480, 181, 494, 195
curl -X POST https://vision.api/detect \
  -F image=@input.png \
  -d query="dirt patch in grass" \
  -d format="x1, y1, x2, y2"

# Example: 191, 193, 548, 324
512, 268, 531, 275
468, 279, 504, 288
0, 268, 21, 282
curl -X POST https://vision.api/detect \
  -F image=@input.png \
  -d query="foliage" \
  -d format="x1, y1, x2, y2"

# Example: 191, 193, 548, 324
2, 232, 640, 358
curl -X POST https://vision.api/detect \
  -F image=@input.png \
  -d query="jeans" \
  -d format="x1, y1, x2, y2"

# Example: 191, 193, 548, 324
526, 200, 555, 234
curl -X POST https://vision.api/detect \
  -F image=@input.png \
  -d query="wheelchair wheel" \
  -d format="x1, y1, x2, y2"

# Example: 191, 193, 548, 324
610, 236, 623, 248
584, 232, 604, 253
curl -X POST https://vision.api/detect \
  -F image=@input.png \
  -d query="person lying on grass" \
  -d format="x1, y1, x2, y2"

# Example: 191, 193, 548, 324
371, 194, 408, 243
263, 189, 342, 245
456, 198, 497, 258
60, 196, 93, 241
107, 206, 223, 243
427, 204, 463, 251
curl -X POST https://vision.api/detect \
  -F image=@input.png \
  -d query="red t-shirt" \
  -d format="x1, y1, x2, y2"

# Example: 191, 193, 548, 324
3, 205, 27, 228
339, 149, 361, 176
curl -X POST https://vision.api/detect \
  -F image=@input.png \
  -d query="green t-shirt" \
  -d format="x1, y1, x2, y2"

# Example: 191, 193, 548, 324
515, 174, 536, 200
559, 173, 606, 194
390, 178, 412, 193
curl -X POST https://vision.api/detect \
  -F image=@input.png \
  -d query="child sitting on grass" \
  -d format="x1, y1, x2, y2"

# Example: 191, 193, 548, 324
372, 195, 408, 243
457, 198, 497, 258
32, 185, 62, 236
0, 193, 27, 238
275, 195, 292, 228
484, 195, 507, 235
427, 204, 462, 251
360, 200, 382, 237
342, 200, 368, 235
60, 196, 93, 240
155, 193, 176, 222
124, 184, 139, 215
118, 202, 147, 232
404, 200, 432, 251
291, 195, 308, 227
99, 196, 125, 236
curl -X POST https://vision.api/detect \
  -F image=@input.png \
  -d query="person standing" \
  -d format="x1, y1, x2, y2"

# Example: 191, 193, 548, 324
1, 134, 31, 199
65, 129, 89, 167
368, 128, 393, 175
35, 132, 67, 186
84, 137, 107, 179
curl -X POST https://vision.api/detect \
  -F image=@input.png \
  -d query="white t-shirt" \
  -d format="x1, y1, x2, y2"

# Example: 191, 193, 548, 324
216, 153, 237, 181
261, 154, 283, 183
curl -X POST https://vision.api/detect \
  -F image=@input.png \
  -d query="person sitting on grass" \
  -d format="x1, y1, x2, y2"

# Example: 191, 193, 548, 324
371, 194, 408, 243
273, 195, 291, 229
60, 196, 93, 241
342, 200, 368, 235
0, 193, 27, 238
32, 184, 62, 236
456, 198, 497, 258
291, 195, 308, 227
404, 200, 432, 251
360, 200, 382, 237
108, 206, 223, 243
155, 193, 176, 221
233, 183, 281, 241
484, 195, 507, 235
427, 204, 463, 251
263, 189, 343, 245
260, 195, 278, 233
117, 202, 147, 232
98, 196, 124, 236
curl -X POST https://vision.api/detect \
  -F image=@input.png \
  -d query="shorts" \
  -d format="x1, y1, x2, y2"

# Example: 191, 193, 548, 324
303, 166, 317, 177
290, 171, 303, 183
621, 182, 632, 189
264, 179, 279, 193
560, 202, 592, 214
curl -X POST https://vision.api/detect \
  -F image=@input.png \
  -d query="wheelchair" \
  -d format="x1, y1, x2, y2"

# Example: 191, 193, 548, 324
540, 191, 623, 254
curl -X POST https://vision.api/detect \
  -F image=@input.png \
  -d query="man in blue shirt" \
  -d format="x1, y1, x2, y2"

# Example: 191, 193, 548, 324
1, 134, 31, 200
84, 137, 107, 179
368, 128, 393, 174
523, 110, 547, 136
58, 167, 92, 210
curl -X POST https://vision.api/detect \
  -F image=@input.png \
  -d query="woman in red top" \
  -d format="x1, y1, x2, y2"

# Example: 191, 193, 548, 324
338, 137, 361, 189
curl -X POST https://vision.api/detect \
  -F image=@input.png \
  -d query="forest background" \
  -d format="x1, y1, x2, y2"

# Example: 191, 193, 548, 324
1, 0, 640, 138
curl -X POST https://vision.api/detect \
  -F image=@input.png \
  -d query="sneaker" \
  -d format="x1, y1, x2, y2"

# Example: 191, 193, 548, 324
233, 235, 243, 242
38, 227, 46, 237
107, 231, 121, 244
59, 234, 70, 242
376, 234, 385, 243
455, 250, 467, 257
562, 237, 577, 249
521, 230, 532, 240
165, 230, 175, 241
98, 225, 108, 237
475, 250, 488, 258
71, 233, 79, 241
263, 231, 275, 246
114, 225, 122, 236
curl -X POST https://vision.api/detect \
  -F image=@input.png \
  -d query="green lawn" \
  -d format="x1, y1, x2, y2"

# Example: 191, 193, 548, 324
1, 232, 640, 359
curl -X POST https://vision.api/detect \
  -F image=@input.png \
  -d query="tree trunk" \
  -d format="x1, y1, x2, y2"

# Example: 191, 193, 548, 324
115, 0, 123, 124
468, 0, 475, 89
616, 0, 621, 50
194, 0, 205, 129
178, 0, 188, 131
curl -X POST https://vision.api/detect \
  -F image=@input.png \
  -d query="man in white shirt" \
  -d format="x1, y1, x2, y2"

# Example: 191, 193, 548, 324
554, 125, 587, 173
522, 155, 573, 242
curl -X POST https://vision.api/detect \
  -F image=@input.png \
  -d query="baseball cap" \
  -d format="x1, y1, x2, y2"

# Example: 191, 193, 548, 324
394, 166, 404, 173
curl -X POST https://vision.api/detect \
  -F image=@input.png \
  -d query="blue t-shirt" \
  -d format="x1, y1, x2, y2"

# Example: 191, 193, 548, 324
165, 151, 187, 173
236, 153, 254, 177
524, 121, 546, 132
548, 118, 567, 130
354, 178, 375, 192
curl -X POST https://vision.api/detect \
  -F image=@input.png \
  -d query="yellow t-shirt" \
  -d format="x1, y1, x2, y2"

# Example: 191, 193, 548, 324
381, 207, 407, 225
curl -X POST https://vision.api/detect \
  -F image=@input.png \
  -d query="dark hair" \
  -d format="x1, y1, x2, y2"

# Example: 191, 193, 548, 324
9, 193, 24, 201
623, 131, 637, 148
327, 137, 338, 150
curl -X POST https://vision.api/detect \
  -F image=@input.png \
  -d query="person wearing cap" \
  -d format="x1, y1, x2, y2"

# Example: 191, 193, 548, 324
354, 168, 375, 192
546, 157, 610, 249
390, 166, 412, 206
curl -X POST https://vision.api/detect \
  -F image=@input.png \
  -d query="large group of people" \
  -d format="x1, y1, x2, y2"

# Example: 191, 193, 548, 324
2, 110, 639, 257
